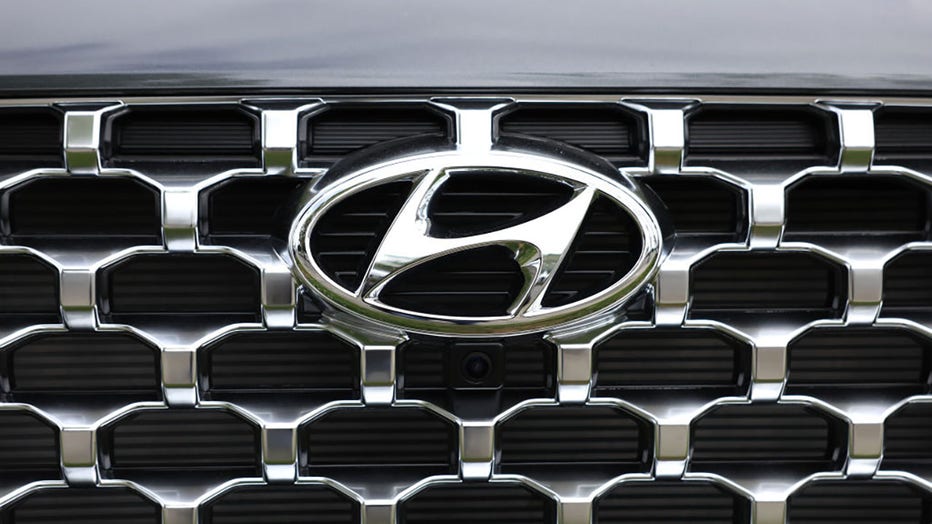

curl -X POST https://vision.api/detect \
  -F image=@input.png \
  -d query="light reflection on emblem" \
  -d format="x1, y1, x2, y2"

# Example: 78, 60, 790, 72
290, 150, 663, 335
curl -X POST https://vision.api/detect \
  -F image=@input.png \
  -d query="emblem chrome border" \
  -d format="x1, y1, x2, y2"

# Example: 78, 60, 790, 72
290, 149, 664, 336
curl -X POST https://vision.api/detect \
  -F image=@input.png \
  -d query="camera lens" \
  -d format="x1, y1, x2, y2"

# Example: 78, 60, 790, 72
461, 352, 492, 384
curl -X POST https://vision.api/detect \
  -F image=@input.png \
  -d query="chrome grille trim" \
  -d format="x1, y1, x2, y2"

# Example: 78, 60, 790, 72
0, 95, 930, 523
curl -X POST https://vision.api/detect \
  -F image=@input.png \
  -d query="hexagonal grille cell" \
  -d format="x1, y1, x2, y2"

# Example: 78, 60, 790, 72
0, 410, 60, 483
400, 483, 557, 524
300, 407, 458, 479
8, 332, 161, 398
689, 251, 847, 320
497, 405, 652, 477
98, 253, 261, 322
201, 484, 359, 524
4, 487, 160, 524
690, 403, 847, 476
596, 481, 751, 524
101, 409, 261, 478
787, 480, 928, 524
593, 327, 750, 396
201, 330, 360, 401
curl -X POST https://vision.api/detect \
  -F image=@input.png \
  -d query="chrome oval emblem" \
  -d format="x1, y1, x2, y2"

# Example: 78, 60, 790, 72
290, 150, 663, 335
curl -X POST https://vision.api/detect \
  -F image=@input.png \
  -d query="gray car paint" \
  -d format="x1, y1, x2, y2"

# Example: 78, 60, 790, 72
0, 0, 929, 94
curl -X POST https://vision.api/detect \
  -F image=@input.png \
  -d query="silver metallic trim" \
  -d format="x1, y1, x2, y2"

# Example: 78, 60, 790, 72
63, 104, 120, 175
291, 148, 664, 336
1, 95, 932, 523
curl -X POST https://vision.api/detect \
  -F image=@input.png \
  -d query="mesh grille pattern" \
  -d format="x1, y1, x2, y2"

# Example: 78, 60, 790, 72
596, 481, 751, 524
497, 405, 650, 475
690, 251, 847, 319
8, 332, 160, 395
102, 409, 261, 476
594, 327, 750, 395
202, 331, 359, 398
0, 411, 60, 477
787, 480, 928, 524
300, 407, 458, 475
4, 488, 160, 524
5, 177, 161, 242
400, 483, 557, 524
0, 96, 931, 522
690, 403, 847, 474
202, 485, 359, 524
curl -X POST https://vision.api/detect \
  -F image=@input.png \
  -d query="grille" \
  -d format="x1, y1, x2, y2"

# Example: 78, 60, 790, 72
786, 480, 930, 524
689, 251, 847, 320
0, 410, 60, 483
6, 331, 161, 400
201, 484, 359, 524
496, 405, 651, 477
0, 107, 62, 174
497, 104, 648, 165
593, 327, 751, 397
397, 335, 555, 418
103, 105, 261, 172
399, 482, 557, 524
0, 96, 931, 522
689, 403, 847, 476
301, 104, 452, 166
2, 487, 160, 524
100, 408, 262, 478
786, 327, 931, 395
200, 330, 360, 401
685, 105, 839, 171
595, 481, 752, 524
4, 176, 162, 244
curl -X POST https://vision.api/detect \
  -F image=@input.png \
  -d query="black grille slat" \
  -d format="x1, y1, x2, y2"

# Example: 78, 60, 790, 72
690, 252, 846, 319
0, 254, 60, 317
542, 196, 641, 307
106, 107, 260, 169
0, 108, 63, 172
303, 106, 449, 162
7, 488, 160, 524
594, 328, 749, 394
786, 328, 930, 393
690, 404, 845, 473
498, 406, 649, 475
883, 403, 932, 467
498, 105, 646, 164
875, 108, 932, 169
203, 331, 359, 396
0, 411, 59, 476
203, 177, 307, 240
311, 181, 411, 291
785, 176, 930, 240
6, 177, 161, 242
100, 254, 261, 320
787, 481, 927, 524
643, 177, 745, 239
105, 410, 261, 475
301, 407, 457, 474
427, 171, 573, 237
203, 485, 359, 524
400, 483, 556, 524
686, 107, 838, 168
596, 481, 750, 524
882, 251, 932, 315
380, 245, 524, 317
9, 333, 160, 395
